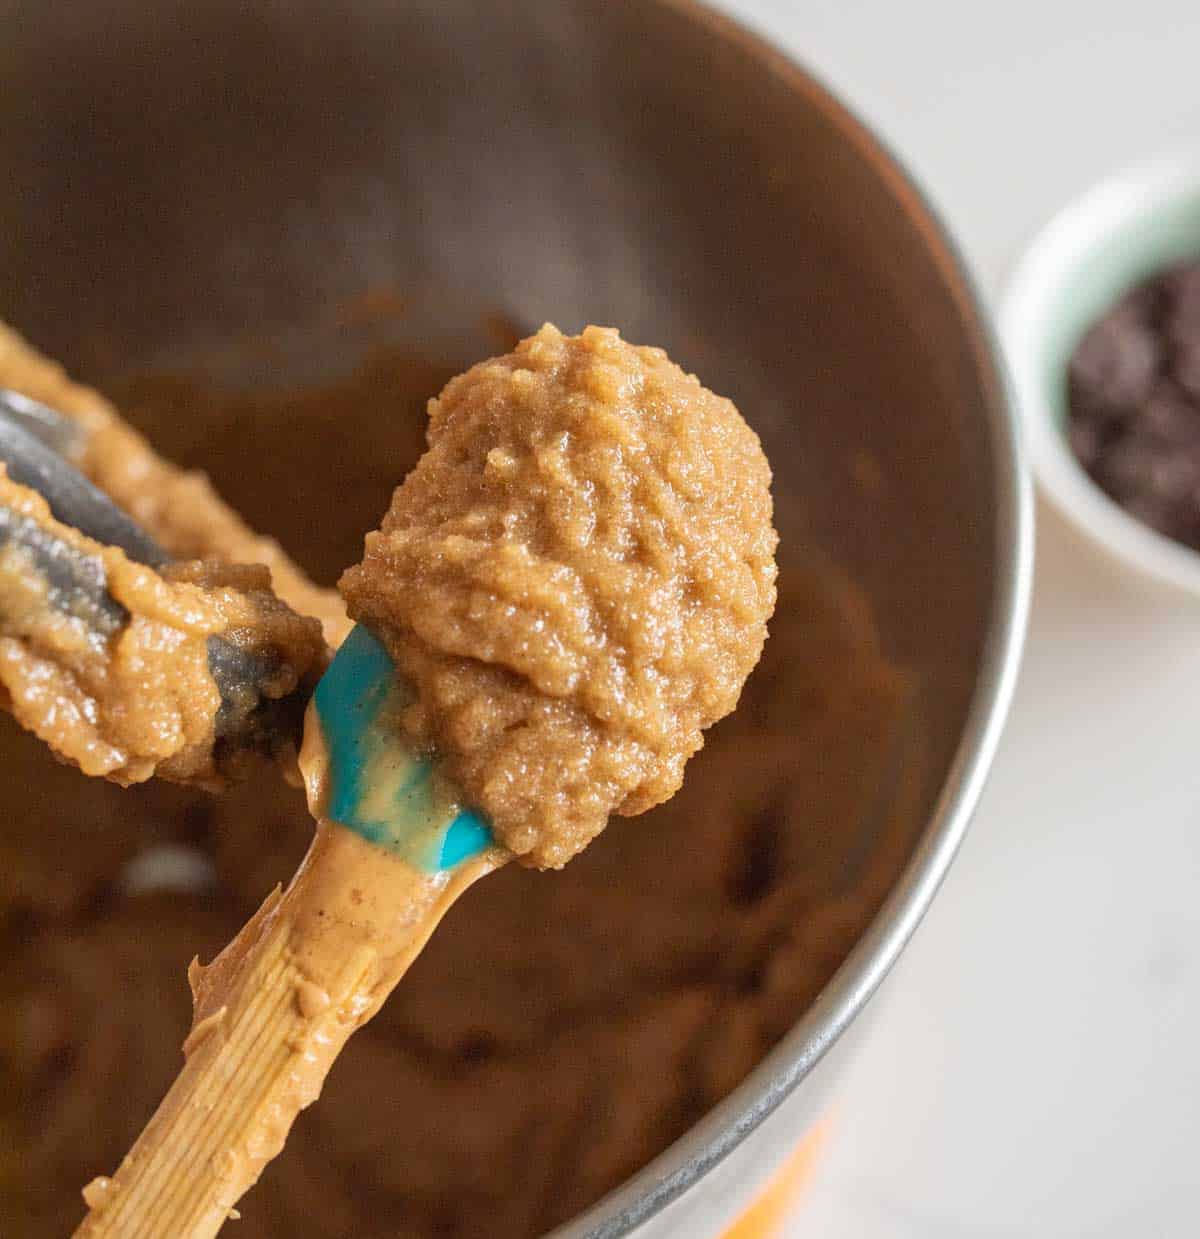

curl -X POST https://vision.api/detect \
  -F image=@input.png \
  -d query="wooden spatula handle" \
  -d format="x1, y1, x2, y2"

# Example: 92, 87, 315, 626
74, 821, 503, 1239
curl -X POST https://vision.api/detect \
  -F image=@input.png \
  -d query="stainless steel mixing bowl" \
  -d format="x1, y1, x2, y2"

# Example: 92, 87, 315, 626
0, 1, 1031, 1234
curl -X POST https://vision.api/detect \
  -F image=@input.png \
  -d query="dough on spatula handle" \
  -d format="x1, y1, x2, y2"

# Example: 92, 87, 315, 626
74, 814, 505, 1239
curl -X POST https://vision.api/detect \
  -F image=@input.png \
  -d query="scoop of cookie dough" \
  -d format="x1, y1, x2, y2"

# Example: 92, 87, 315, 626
341, 324, 778, 868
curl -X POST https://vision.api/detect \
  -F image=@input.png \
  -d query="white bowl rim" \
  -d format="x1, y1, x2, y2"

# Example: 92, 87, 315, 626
1001, 147, 1200, 596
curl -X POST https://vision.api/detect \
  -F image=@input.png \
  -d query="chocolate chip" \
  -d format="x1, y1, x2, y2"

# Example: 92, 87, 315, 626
1066, 260, 1200, 551
1171, 339, 1200, 400
1163, 262, 1200, 321
1120, 493, 1178, 538
1116, 280, 1167, 324
1066, 418, 1104, 468
1140, 380, 1200, 445
1069, 307, 1160, 418
1099, 429, 1200, 505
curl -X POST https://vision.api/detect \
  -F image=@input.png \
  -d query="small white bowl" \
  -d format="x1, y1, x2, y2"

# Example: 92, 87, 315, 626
1001, 150, 1200, 596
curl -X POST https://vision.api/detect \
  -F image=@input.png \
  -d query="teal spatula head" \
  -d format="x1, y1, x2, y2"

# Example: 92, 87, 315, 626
312, 624, 493, 872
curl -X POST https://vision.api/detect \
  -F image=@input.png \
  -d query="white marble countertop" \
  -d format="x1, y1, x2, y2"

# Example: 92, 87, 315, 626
710, 2, 1200, 1235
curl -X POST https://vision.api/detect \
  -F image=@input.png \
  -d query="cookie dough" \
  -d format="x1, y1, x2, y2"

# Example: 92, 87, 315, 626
0, 469, 325, 788
342, 325, 778, 867
0, 336, 915, 1238
0, 324, 347, 643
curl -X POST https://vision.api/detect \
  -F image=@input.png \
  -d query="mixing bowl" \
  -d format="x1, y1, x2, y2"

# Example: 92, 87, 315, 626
0, 1, 1030, 1235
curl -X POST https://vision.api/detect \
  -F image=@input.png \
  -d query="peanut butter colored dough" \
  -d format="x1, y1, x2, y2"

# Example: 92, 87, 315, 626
0, 323, 348, 644
0, 469, 325, 788
0, 339, 917, 1238
342, 325, 779, 867
0, 560, 917, 1239
66, 326, 775, 1234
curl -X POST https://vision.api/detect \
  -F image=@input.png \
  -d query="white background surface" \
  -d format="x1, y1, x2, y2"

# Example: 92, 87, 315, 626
710, 3, 1200, 1236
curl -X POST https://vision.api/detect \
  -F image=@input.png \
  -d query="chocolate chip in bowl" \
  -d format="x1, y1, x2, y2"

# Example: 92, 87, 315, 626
1067, 261, 1200, 549
1004, 149, 1200, 596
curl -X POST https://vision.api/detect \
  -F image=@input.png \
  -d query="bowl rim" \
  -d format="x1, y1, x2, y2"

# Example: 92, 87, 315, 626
552, 4, 1033, 1236
1001, 148, 1200, 597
